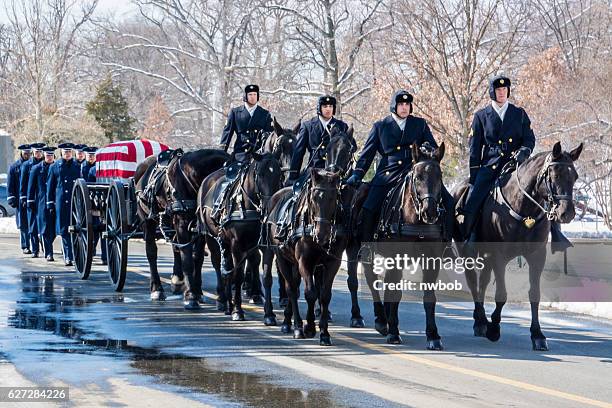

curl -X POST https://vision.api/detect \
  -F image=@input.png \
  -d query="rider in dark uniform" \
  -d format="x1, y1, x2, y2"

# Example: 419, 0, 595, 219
346, 90, 455, 245
219, 84, 274, 157
7, 144, 32, 253
28, 147, 57, 261
47, 143, 82, 266
459, 75, 571, 250
20, 143, 46, 257
286, 95, 354, 187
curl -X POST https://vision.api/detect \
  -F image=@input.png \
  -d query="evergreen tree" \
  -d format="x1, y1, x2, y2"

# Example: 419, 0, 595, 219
86, 75, 135, 142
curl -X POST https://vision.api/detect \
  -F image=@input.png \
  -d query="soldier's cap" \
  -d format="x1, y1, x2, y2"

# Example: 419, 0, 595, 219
395, 91, 414, 104
58, 142, 76, 150
74, 144, 88, 152
18, 144, 32, 151
491, 75, 511, 89
318, 95, 337, 106
83, 146, 98, 154
244, 84, 259, 94
42, 146, 57, 154
30, 143, 46, 151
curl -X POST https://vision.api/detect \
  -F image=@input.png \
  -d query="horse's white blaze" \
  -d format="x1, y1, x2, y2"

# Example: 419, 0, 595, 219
269, 167, 274, 173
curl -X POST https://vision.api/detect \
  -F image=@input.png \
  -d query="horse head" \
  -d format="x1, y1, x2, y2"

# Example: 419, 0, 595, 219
249, 152, 283, 214
405, 142, 445, 225
308, 168, 341, 249
325, 124, 356, 176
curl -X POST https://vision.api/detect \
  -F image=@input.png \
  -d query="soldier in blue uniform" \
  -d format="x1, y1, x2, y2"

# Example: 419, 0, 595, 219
287, 95, 355, 186
20, 143, 46, 257
219, 84, 274, 156
81, 146, 97, 180
81, 146, 107, 264
47, 143, 82, 266
7, 144, 32, 253
28, 147, 57, 261
74, 144, 87, 165
459, 75, 535, 241
346, 90, 455, 243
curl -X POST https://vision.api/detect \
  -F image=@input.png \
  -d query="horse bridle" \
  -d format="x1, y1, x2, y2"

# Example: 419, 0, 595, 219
239, 156, 276, 216
515, 153, 575, 221
306, 178, 342, 251
408, 159, 443, 224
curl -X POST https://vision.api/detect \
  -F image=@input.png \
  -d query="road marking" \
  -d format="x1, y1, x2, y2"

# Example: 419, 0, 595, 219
125, 265, 612, 408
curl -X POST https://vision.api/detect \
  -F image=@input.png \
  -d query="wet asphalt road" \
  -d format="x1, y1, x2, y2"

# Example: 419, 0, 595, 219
0, 234, 611, 407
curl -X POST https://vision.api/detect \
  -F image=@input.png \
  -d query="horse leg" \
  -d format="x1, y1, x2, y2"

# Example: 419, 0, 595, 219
170, 248, 184, 294
277, 259, 288, 307
346, 243, 364, 328
231, 254, 246, 321
248, 251, 263, 304
206, 235, 226, 312
302, 263, 318, 339
262, 247, 277, 326
319, 259, 341, 346
144, 220, 165, 301
385, 267, 402, 344
525, 249, 548, 351
486, 259, 508, 342
468, 260, 492, 337
423, 261, 443, 350
362, 260, 388, 336
175, 217, 200, 310
288, 264, 304, 339
192, 235, 205, 302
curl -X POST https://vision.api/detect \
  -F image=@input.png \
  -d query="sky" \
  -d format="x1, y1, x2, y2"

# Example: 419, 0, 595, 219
0, 0, 138, 25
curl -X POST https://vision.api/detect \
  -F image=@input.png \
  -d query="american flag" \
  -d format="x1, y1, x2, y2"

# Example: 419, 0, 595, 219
96, 139, 169, 184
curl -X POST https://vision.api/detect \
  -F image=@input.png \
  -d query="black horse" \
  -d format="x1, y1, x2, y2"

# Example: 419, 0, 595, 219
241, 119, 298, 304
264, 167, 354, 346
134, 148, 228, 309
355, 143, 450, 349
453, 141, 583, 350
198, 151, 283, 320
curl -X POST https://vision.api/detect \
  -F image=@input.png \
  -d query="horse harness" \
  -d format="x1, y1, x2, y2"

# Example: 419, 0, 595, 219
494, 153, 575, 229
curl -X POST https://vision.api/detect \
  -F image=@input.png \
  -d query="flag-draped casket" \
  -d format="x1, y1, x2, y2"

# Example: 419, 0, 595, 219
95, 139, 169, 184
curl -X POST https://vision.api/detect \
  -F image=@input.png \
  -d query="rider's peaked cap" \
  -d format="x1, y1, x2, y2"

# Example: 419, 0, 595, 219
317, 95, 337, 116
390, 90, 414, 114
489, 75, 511, 101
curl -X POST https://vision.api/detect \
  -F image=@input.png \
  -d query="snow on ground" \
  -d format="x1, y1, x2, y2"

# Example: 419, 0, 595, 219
0, 217, 18, 234
0, 215, 610, 319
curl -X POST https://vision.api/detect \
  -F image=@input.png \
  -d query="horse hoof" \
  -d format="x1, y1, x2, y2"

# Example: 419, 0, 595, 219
293, 328, 305, 339
279, 298, 289, 308
249, 295, 263, 305
473, 324, 487, 337
232, 312, 245, 321
375, 320, 389, 336
183, 299, 200, 310
486, 322, 501, 342
532, 338, 549, 351
150, 291, 165, 301
170, 275, 184, 286
216, 300, 226, 312
350, 317, 365, 328
224, 309, 232, 316
320, 335, 332, 346
304, 326, 316, 338
281, 324, 292, 334
426, 339, 444, 351
386, 334, 402, 345
264, 316, 277, 326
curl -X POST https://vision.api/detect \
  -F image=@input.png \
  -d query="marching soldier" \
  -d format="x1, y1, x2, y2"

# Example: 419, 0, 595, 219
20, 142, 46, 257
28, 147, 57, 261
81, 146, 98, 181
346, 90, 455, 244
219, 84, 274, 158
7, 144, 32, 253
75, 144, 87, 165
81, 146, 107, 264
47, 143, 82, 266
286, 95, 355, 186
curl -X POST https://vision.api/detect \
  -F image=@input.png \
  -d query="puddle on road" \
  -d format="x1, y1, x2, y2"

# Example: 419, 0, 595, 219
5, 271, 342, 407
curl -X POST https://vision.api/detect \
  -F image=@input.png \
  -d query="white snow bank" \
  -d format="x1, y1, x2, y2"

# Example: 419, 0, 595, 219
542, 302, 612, 320
0, 217, 18, 234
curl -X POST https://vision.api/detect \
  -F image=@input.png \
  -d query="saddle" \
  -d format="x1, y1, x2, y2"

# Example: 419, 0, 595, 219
210, 160, 251, 225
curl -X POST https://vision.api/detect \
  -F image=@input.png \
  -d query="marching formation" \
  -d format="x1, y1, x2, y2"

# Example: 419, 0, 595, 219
7, 77, 583, 351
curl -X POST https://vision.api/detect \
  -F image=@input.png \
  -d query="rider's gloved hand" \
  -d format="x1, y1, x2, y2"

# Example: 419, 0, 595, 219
345, 174, 361, 187
7, 197, 17, 208
514, 147, 531, 165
